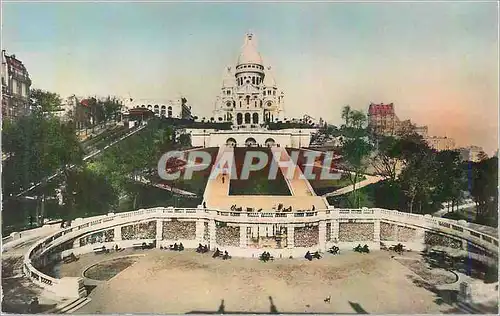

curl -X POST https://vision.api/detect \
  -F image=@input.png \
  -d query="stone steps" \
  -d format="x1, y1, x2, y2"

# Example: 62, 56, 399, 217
45, 297, 91, 314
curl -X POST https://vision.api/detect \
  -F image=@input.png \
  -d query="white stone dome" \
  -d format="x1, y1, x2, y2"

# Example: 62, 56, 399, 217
237, 33, 263, 66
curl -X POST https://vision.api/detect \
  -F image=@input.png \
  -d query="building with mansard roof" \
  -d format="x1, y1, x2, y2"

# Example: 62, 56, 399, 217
1, 50, 32, 119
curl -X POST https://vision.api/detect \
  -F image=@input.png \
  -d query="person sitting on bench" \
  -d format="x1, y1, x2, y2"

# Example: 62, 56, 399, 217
304, 251, 313, 261
313, 251, 322, 259
203, 245, 209, 253
213, 248, 221, 258
362, 244, 370, 253
178, 243, 184, 251
172, 243, 178, 251
196, 243, 204, 253
222, 251, 231, 260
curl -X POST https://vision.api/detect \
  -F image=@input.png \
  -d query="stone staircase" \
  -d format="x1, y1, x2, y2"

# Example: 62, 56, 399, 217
45, 297, 91, 314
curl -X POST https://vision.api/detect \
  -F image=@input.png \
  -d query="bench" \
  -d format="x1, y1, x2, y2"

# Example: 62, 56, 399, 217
133, 242, 154, 250
133, 243, 146, 250
93, 247, 109, 255
62, 253, 77, 264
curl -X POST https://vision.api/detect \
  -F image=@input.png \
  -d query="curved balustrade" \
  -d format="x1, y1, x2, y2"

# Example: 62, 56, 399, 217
20, 206, 498, 299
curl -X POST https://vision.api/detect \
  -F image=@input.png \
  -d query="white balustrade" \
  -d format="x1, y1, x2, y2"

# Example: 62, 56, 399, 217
19, 206, 497, 299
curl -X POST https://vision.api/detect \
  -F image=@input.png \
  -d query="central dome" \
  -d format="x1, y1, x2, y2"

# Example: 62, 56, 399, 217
237, 33, 263, 66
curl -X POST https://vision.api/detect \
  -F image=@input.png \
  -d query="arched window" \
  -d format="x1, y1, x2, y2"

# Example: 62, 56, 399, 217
168, 106, 172, 117
265, 138, 276, 147
246, 95, 250, 105
226, 138, 237, 147
245, 137, 257, 147
237, 113, 243, 125
252, 77, 256, 85
244, 113, 251, 124
252, 113, 259, 124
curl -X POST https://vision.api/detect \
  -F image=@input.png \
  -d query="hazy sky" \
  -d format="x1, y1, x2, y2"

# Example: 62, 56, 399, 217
3, 1, 498, 154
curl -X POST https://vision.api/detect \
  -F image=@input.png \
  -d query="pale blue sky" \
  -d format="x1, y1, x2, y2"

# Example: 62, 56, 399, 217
3, 1, 499, 153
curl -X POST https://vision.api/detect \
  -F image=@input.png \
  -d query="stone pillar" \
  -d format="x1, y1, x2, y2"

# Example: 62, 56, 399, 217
373, 220, 381, 243
332, 220, 339, 243
156, 220, 163, 248
318, 220, 326, 251
239, 224, 247, 248
114, 226, 122, 241
415, 229, 426, 250
209, 220, 217, 250
462, 238, 469, 251
287, 224, 295, 249
196, 220, 205, 244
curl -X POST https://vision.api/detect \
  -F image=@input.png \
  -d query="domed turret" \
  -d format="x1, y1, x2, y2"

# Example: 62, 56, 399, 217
222, 66, 235, 88
263, 66, 277, 87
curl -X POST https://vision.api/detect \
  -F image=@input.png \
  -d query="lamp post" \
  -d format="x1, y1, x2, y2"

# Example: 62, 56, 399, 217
299, 130, 302, 148
203, 129, 206, 148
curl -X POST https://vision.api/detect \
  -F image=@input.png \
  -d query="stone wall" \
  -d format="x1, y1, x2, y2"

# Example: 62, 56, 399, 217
380, 222, 396, 241
425, 231, 462, 249
79, 229, 114, 247
338, 223, 374, 242
294, 226, 319, 247
162, 220, 196, 240
216, 225, 240, 247
121, 221, 156, 240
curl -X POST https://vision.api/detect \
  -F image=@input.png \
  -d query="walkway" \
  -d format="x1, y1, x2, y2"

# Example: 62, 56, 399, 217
322, 174, 385, 197
133, 175, 198, 197
2, 228, 67, 313
432, 199, 476, 217
271, 146, 316, 197
203, 146, 327, 210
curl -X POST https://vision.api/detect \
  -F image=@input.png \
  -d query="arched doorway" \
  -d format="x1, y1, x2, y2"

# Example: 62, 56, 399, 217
237, 113, 243, 125
245, 137, 257, 147
252, 113, 259, 124
244, 113, 251, 124
226, 138, 237, 147
265, 138, 276, 147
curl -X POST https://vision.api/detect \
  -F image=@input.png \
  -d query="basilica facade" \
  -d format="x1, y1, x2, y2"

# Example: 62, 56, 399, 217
213, 33, 285, 128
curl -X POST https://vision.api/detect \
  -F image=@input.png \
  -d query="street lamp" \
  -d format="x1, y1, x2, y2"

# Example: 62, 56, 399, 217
299, 130, 302, 148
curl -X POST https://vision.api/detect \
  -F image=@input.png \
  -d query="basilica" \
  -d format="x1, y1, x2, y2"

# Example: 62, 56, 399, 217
213, 33, 285, 128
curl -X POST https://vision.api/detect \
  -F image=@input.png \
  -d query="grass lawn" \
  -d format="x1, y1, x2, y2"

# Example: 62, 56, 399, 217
229, 148, 291, 196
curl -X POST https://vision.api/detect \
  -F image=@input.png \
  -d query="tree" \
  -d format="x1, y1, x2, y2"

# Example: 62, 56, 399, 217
91, 123, 174, 209
30, 89, 62, 112
470, 157, 498, 226
342, 137, 373, 207
477, 151, 489, 162
432, 150, 466, 212
341, 105, 351, 127
398, 145, 436, 214
349, 110, 366, 130
177, 133, 192, 148
2, 113, 84, 225
63, 167, 118, 218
